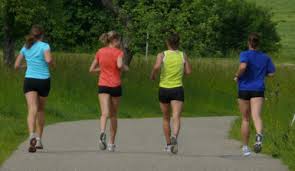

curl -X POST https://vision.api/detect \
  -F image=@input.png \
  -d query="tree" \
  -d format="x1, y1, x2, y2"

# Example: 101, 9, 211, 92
121, 0, 280, 56
2, 0, 16, 66
0, 0, 280, 61
100, 0, 135, 65
1, 0, 48, 66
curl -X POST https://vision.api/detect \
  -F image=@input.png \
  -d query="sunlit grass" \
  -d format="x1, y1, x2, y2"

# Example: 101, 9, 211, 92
0, 52, 295, 170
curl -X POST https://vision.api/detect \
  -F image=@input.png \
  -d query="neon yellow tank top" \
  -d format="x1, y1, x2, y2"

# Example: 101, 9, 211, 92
159, 50, 184, 88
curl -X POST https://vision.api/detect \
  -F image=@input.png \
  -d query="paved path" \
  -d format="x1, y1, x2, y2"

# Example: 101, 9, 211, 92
1, 117, 288, 171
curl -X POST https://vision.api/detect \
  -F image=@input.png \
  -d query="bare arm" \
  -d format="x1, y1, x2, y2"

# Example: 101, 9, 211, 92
89, 57, 100, 73
117, 54, 130, 71
150, 52, 164, 80
117, 56, 124, 69
14, 54, 24, 70
234, 62, 247, 81
184, 53, 192, 75
44, 50, 54, 66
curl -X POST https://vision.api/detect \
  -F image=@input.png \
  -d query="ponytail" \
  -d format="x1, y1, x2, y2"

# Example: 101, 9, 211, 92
25, 34, 37, 49
99, 33, 109, 45
248, 32, 260, 49
166, 32, 180, 50
99, 31, 120, 46
25, 25, 44, 49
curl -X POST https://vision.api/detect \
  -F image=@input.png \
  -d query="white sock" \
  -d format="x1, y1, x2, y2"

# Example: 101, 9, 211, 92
29, 133, 35, 139
242, 145, 248, 149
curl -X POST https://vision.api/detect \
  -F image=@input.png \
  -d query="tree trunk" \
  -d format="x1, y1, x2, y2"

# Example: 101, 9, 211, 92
3, 31, 15, 66
2, 0, 16, 66
100, 0, 133, 65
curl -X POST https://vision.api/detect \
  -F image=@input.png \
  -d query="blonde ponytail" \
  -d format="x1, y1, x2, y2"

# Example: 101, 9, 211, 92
99, 33, 109, 45
99, 31, 121, 46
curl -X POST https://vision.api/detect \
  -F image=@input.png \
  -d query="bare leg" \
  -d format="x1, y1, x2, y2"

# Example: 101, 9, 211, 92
25, 92, 39, 136
239, 99, 251, 146
170, 100, 183, 138
36, 96, 47, 138
250, 97, 264, 135
109, 97, 120, 144
160, 103, 171, 144
99, 94, 111, 133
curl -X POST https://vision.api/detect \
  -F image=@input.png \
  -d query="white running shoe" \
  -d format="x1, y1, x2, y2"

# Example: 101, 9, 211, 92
99, 132, 107, 150
242, 145, 251, 156
164, 145, 171, 153
36, 138, 43, 149
107, 144, 116, 152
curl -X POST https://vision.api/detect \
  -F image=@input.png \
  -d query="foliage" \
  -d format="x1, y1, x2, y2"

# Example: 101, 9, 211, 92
1, 0, 48, 40
1, 0, 280, 56
47, 0, 118, 51
247, 0, 295, 59
125, 0, 280, 56
1, 52, 295, 170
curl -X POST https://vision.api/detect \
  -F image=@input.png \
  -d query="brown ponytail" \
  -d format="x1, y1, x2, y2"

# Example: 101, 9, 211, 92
166, 32, 180, 50
25, 25, 44, 49
99, 31, 120, 46
248, 32, 260, 49
25, 35, 36, 49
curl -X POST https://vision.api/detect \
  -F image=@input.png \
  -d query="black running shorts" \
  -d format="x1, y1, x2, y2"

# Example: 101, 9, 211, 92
238, 90, 264, 100
98, 86, 122, 97
159, 86, 184, 103
23, 78, 51, 97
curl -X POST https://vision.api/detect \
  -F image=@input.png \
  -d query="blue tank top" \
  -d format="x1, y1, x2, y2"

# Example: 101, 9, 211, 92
20, 41, 50, 79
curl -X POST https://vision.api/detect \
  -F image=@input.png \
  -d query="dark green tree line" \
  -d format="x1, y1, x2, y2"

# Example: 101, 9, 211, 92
1, 0, 280, 66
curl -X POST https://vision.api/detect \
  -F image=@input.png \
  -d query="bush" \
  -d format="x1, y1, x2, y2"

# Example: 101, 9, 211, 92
125, 0, 280, 56
0, 0, 280, 56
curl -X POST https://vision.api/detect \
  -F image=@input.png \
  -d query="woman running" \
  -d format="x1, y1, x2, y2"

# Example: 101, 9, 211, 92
234, 33, 275, 156
14, 25, 53, 153
150, 32, 192, 154
89, 31, 127, 152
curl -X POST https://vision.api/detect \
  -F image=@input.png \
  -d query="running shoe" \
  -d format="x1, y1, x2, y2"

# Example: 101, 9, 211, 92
170, 136, 178, 154
164, 145, 172, 153
99, 132, 107, 150
107, 144, 116, 152
36, 138, 43, 150
28, 137, 37, 153
242, 145, 251, 156
253, 134, 263, 153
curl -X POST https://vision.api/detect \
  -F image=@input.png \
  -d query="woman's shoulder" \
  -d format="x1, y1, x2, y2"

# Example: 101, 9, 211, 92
98, 47, 121, 52
113, 47, 123, 53
37, 41, 50, 49
240, 50, 251, 56
38, 41, 49, 46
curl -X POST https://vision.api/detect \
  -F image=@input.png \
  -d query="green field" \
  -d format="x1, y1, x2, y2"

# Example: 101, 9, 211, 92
248, 0, 295, 60
0, 53, 238, 165
1, 0, 295, 169
1, 52, 295, 170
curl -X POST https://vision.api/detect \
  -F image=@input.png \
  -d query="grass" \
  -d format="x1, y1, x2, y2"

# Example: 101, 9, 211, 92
1, 1, 294, 168
248, 0, 295, 60
0, 52, 295, 170
0, 52, 238, 165
229, 63, 295, 171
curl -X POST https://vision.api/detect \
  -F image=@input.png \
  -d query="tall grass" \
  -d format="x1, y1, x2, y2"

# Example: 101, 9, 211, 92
0, 52, 294, 170
230, 64, 295, 171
